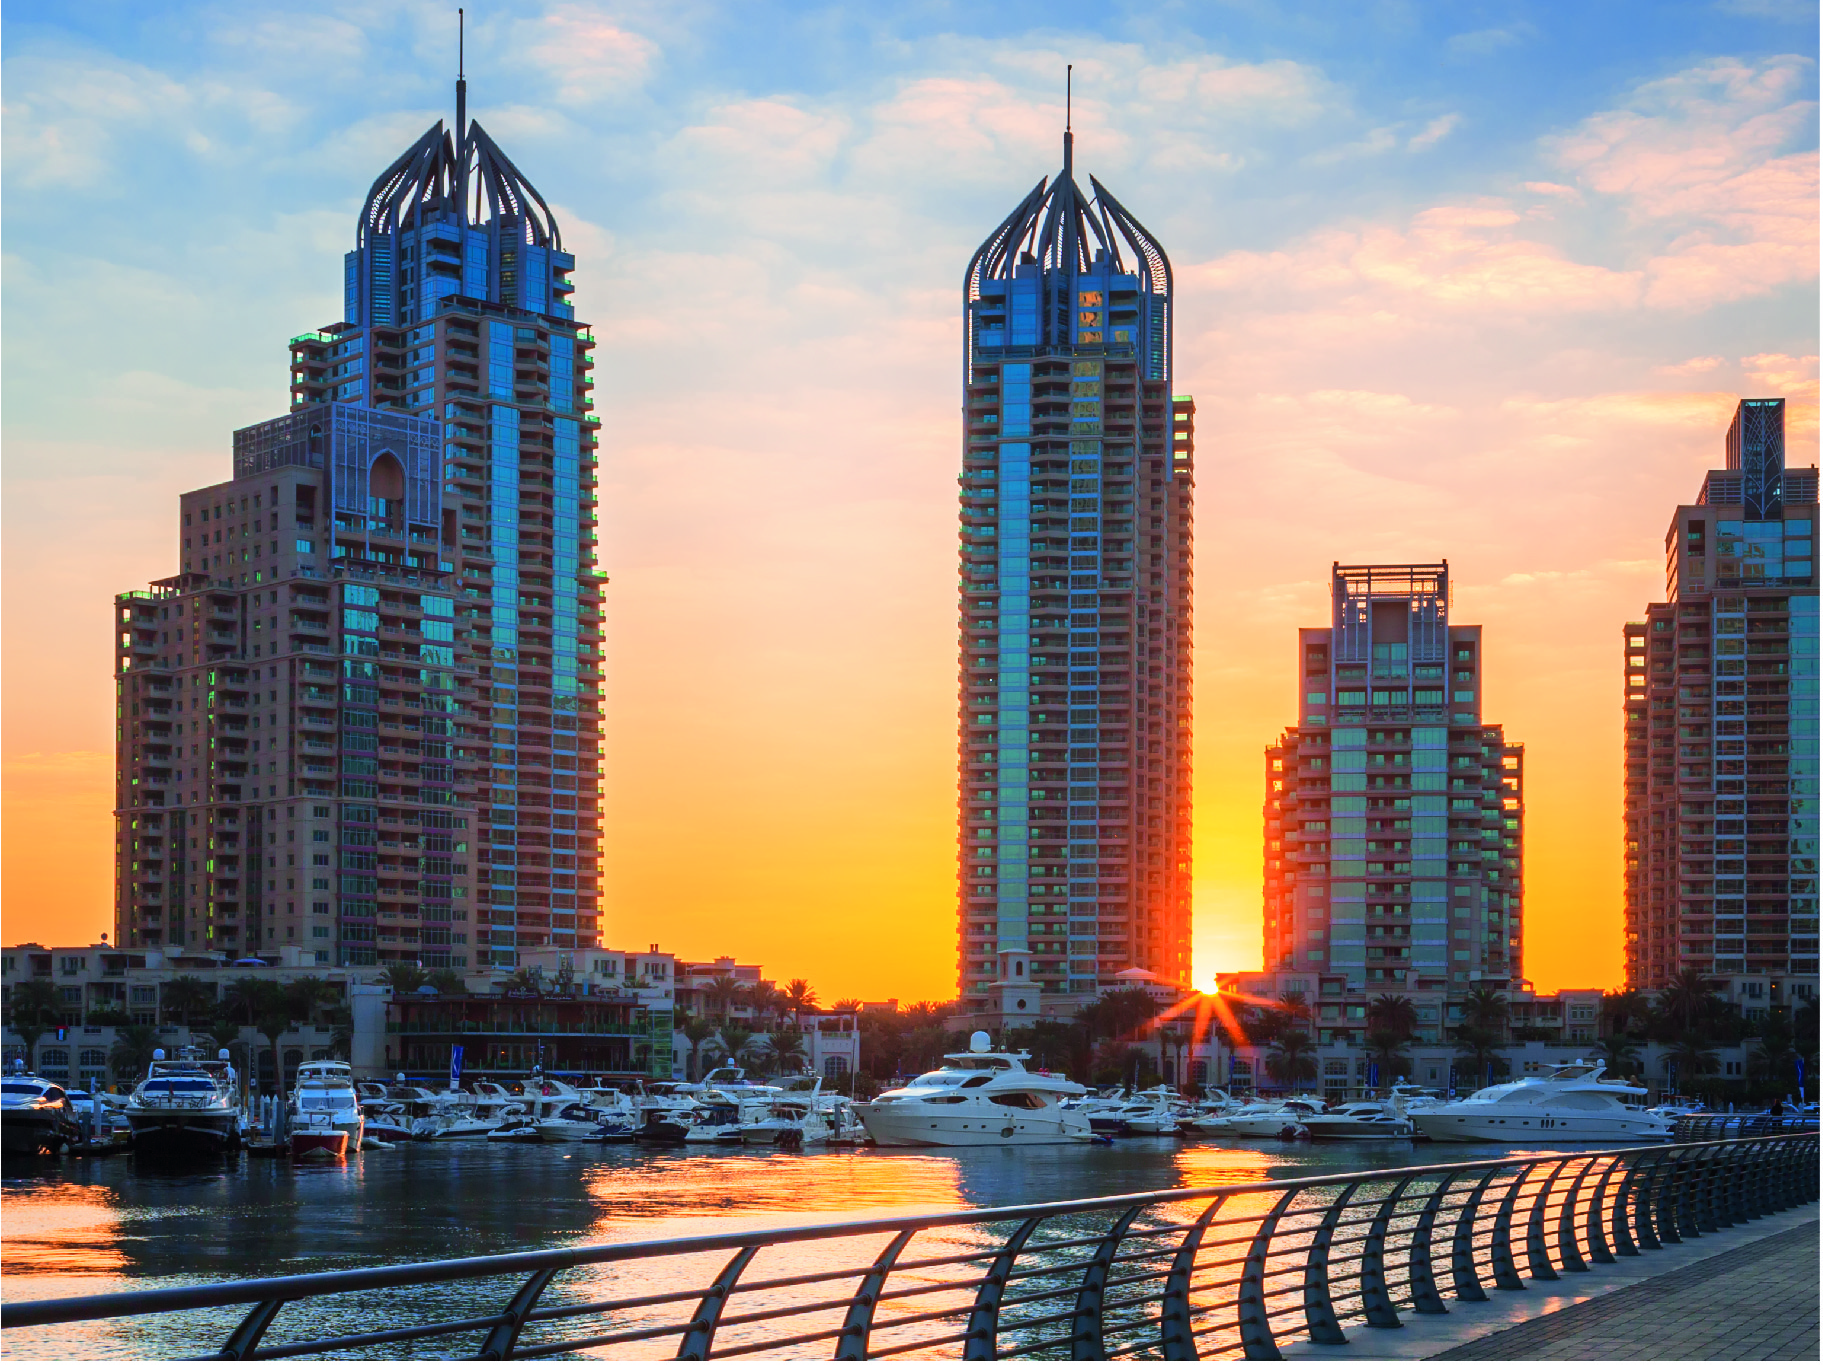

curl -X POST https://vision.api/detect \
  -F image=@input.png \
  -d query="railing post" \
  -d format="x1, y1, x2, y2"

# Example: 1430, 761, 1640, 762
216, 1300, 286, 1360
1161, 1196, 1228, 1361
834, 1229, 915, 1361
1672, 1148, 1703, 1241
1300, 1182, 1359, 1345
477, 1268, 558, 1361
1070, 1207, 1140, 1360
1450, 1168, 1502, 1302
675, 1247, 758, 1361
1746, 1139, 1773, 1219
1359, 1176, 1413, 1329
1694, 1145, 1722, 1233
1585, 1157, 1620, 1263
1405, 1174, 1454, 1315
1651, 1149, 1685, 1244
1554, 1158, 1592, 1273
964, 1216, 1042, 1361
1487, 1168, 1528, 1291
1524, 1160, 1567, 1281
1709, 1143, 1738, 1229
1238, 1187, 1299, 1360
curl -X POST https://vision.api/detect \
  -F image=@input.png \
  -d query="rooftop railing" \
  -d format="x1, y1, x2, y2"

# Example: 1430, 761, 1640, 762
1, 1130, 1814, 1360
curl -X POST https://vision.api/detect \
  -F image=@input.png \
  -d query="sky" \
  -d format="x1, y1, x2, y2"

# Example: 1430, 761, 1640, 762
2, 0, 1817, 1002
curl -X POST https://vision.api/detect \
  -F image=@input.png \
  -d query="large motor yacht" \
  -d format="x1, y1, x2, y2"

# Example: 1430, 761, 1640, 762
288, 1060, 365, 1158
1412, 1061, 1674, 1143
855, 1034, 1091, 1147
1228, 1097, 1324, 1138
125, 1048, 243, 1156
1, 1063, 80, 1156
1301, 1100, 1413, 1140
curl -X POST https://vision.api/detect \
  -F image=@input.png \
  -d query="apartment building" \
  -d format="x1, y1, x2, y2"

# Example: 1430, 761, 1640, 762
956, 124, 1194, 1026
1624, 398, 1820, 1002
114, 76, 603, 970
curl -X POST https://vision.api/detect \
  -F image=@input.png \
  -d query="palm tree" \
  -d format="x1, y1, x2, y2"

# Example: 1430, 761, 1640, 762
1276, 991, 1313, 1027
746, 981, 787, 1028
1461, 985, 1508, 1038
762, 1024, 808, 1076
1155, 1023, 1188, 1089
679, 1014, 718, 1082
1596, 1032, 1642, 1078
1666, 1031, 1718, 1089
426, 968, 467, 996
8, 979, 60, 1071
109, 1024, 160, 1084
381, 962, 429, 993
1264, 1030, 1317, 1087
287, 976, 340, 1028
250, 982, 302, 1118
1747, 1022, 1796, 1088
1600, 989, 1650, 1038
1658, 968, 1720, 1034
1453, 1024, 1506, 1090
1367, 994, 1418, 1041
221, 976, 268, 1030
1363, 1029, 1411, 1084
832, 997, 862, 1015
716, 1023, 755, 1071
160, 976, 215, 1029
783, 978, 818, 1022
704, 974, 744, 1023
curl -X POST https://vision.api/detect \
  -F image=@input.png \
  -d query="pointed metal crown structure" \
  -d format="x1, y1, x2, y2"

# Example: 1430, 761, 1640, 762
357, 118, 562, 252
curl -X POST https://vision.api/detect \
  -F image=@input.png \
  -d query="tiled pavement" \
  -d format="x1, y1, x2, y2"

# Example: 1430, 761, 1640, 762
1427, 1220, 1819, 1361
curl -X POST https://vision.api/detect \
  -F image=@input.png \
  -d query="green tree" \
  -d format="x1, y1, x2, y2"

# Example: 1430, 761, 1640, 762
1461, 985, 1509, 1037
1658, 968, 1720, 1035
761, 1024, 808, 1076
1453, 1025, 1507, 1089
8, 979, 60, 1072
287, 976, 341, 1028
250, 982, 302, 1115
221, 976, 268, 1030
783, 978, 818, 1021
108, 1024, 161, 1084
426, 968, 467, 996
1367, 994, 1418, 1041
1666, 1031, 1718, 1088
679, 1014, 718, 1082
1363, 1029, 1412, 1083
704, 974, 744, 1023
160, 976, 215, 1029
746, 981, 787, 1028
715, 1024, 755, 1072
381, 962, 429, 993
1596, 1032, 1642, 1078
1600, 989, 1650, 1038
1264, 1030, 1318, 1087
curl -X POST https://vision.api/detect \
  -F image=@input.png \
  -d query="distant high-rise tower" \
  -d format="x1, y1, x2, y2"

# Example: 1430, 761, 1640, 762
956, 119, 1194, 1020
1623, 399, 1819, 997
114, 69, 604, 968
1262, 564, 1524, 990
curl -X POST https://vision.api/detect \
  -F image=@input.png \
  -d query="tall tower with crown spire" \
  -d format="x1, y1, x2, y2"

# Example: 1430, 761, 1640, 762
956, 117, 1195, 1025
113, 70, 603, 973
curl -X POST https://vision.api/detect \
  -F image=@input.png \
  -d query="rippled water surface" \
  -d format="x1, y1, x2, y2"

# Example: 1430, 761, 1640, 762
1, 1136, 1574, 1358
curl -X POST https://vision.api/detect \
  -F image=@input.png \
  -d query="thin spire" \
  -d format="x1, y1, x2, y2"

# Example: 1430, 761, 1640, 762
1063, 64, 1073, 177
455, 8, 468, 219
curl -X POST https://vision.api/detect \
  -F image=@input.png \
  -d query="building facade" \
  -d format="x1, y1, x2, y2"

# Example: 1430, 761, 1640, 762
114, 77, 604, 970
956, 126, 1194, 1024
1624, 398, 1819, 1001
1262, 563, 1525, 995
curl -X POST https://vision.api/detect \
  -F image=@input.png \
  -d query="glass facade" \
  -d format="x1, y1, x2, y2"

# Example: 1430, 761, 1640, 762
116, 87, 603, 969
959, 133, 1195, 1009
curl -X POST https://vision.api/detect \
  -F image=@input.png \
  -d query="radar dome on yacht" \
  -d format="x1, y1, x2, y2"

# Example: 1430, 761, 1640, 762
152, 1049, 165, 1061
218, 1049, 231, 1061
969, 1031, 992, 1053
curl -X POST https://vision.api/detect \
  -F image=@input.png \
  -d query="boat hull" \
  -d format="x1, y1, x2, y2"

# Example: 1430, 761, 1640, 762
1302, 1120, 1413, 1140
290, 1129, 349, 1161
856, 1106, 1094, 1148
127, 1111, 240, 1156
1413, 1110, 1674, 1143
2, 1110, 77, 1157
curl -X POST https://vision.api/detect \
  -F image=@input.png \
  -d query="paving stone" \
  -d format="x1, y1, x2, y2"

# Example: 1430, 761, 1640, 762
1427, 1221, 1819, 1361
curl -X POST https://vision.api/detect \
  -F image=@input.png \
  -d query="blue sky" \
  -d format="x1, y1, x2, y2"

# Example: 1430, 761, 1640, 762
3, 1, 1817, 993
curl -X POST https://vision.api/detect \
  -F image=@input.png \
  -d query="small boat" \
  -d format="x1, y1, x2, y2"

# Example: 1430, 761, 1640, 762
2, 1064, 80, 1156
124, 1048, 243, 1157
590, 1119, 640, 1143
1412, 1062, 1675, 1144
1228, 1098, 1323, 1138
485, 1123, 543, 1143
290, 1125, 350, 1161
289, 1061, 365, 1153
855, 1033, 1093, 1148
1301, 1100, 1413, 1140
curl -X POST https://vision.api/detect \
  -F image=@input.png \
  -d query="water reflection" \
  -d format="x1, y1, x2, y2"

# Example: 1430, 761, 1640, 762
1, 1136, 1601, 1358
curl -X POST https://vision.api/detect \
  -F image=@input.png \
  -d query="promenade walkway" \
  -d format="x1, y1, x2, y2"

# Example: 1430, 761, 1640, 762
1429, 1220, 1818, 1360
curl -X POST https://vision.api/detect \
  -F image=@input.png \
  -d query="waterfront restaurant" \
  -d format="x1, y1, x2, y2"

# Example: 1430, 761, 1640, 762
386, 988, 672, 1079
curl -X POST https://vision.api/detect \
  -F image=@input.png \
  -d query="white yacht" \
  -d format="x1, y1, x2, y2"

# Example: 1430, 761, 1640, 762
855, 1034, 1092, 1148
288, 1060, 365, 1157
125, 1048, 243, 1156
1302, 1100, 1413, 1140
1413, 1062, 1675, 1143
1178, 1095, 1244, 1137
518, 1076, 607, 1141
2, 1064, 79, 1156
1228, 1098, 1323, 1138
1098, 1088, 1186, 1137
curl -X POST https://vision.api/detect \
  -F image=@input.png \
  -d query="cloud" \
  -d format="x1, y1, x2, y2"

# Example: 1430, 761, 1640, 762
1409, 113, 1461, 150
1447, 26, 1533, 58
1656, 355, 1725, 375
515, 3, 661, 105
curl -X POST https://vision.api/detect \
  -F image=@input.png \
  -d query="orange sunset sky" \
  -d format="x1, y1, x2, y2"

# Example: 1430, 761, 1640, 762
2, 4, 1817, 1001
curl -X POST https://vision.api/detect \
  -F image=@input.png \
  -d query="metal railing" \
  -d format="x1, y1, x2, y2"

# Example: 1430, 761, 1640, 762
1671, 1113, 1816, 1141
3, 1132, 1815, 1361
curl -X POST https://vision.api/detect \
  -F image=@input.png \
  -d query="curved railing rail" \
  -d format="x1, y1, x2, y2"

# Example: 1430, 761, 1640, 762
2, 1132, 1815, 1361
1670, 1113, 1815, 1141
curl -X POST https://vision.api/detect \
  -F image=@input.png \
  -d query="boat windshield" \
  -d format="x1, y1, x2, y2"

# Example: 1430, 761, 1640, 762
142, 1078, 217, 1094
299, 1095, 347, 1109
2, 1083, 50, 1097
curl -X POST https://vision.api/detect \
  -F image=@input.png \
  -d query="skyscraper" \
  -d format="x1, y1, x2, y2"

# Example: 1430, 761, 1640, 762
114, 73, 604, 969
956, 125, 1194, 1022
1623, 399, 1819, 1001
1261, 564, 1524, 995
